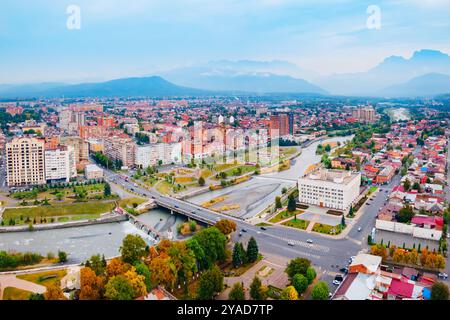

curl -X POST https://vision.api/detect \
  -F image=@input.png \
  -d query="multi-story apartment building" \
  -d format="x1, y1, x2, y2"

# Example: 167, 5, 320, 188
6, 137, 46, 186
269, 112, 294, 136
60, 136, 90, 170
135, 143, 182, 168
351, 106, 376, 123
298, 169, 361, 211
104, 137, 136, 168
44, 146, 77, 183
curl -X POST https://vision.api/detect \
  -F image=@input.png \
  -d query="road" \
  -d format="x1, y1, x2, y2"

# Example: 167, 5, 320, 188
105, 169, 362, 288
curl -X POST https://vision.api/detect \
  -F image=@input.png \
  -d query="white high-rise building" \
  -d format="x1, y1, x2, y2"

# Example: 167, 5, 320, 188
298, 169, 361, 211
6, 137, 46, 186
44, 146, 77, 183
135, 143, 182, 168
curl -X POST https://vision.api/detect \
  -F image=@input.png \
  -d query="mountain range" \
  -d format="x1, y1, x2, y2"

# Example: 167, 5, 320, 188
1, 49, 450, 98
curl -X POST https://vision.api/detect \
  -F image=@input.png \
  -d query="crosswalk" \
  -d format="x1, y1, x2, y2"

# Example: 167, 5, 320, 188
269, 234, 330, 253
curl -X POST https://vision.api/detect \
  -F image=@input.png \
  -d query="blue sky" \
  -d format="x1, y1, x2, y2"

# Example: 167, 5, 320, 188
1, 0, 450, 84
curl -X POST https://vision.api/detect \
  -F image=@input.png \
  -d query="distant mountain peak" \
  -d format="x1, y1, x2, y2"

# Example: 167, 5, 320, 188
411, 49, 449, 59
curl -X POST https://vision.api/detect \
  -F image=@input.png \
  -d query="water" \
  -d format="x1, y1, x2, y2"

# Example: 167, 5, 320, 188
187, 135, 353, 219
0, 208, 187, 263
0, 136, 353, 262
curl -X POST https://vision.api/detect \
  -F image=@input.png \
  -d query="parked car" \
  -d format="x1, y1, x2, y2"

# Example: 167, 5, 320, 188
438, 272, 448, 279
339, 267, 349, 274
241, 228, 247, 233
357, 227, 362, 232
239, 232, 242, 237
332, 279, 342, 286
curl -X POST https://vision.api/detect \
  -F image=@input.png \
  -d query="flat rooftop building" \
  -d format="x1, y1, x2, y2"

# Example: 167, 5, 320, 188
298, 169, 361, 211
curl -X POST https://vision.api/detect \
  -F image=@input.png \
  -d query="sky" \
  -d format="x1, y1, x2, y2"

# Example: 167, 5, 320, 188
1, 0, 450, 84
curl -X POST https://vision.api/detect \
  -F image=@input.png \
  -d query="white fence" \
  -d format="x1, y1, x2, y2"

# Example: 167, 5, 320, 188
375, 219, 442, 241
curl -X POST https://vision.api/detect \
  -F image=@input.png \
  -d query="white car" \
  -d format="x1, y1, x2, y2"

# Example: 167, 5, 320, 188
438, 272, 448, 279
332, 280, 342, 286
306, 239, 313, 244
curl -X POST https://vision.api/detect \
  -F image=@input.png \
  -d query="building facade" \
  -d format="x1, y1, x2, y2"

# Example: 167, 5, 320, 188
6, 137, 46, 186
104, 137, 136, 168
44, 146, 77, 183
298, 169, 361, 211
135, 143, 181, 168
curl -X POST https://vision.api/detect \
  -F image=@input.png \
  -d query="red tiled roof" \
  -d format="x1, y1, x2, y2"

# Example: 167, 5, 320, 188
388, 279, 414, 298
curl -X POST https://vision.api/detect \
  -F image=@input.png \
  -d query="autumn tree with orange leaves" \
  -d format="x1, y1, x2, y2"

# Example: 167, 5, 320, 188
79, 267, 105, 300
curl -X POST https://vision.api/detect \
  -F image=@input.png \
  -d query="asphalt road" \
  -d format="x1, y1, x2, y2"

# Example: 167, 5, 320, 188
105, 169, 362, 288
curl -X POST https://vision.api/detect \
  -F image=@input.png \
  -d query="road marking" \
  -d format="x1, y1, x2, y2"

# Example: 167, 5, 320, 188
268, 234, 330, 253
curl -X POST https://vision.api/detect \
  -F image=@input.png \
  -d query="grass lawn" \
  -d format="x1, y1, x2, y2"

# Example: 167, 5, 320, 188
369, 186, 378, 194
155, 181, 172, 195
255, 222, 272, 227
118, 197, 147, 208
214, 163, 238, 172
200, 169, 213, 179
282, 218, 309, 230
223, 165, 257, 177
222, 254, 263, 277
267, 285, 283, 300
17, 270, 67, 289
3, 201, 116, 221
312, 223, 344, 235
174, 176, 196, 184
2, 287, 32, 300
269, 209, 304, 223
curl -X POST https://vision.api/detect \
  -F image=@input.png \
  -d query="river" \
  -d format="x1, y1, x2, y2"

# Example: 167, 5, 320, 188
0, 135, 352, 262
0, 208, 187, 264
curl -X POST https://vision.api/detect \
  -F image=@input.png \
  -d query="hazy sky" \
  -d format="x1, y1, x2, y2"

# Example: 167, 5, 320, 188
1, 0, 450, 84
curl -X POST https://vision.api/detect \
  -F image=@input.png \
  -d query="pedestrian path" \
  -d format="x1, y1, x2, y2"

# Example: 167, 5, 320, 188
0, 275, 46, 300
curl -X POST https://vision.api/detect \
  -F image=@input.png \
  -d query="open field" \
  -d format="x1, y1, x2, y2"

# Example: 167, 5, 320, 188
3, 201, 116, 222
2, 287, 32, 300
17, 270, 67, 289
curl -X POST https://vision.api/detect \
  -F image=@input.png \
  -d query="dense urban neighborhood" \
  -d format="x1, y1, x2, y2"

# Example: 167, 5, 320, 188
0, 96, 449, 302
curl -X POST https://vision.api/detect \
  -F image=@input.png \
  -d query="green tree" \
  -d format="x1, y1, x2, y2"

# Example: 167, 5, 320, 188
285, 258, 311, 279
104, 275, 135, 300
311, 281, 329, 300
249, 276, 266, 300
104, 182, 111, 197
431, 282, 449, 300
197, 266, 224, 300
88, 254, 105, 276
191, 227, 227, 268
306, 267, 317, 284
134, 262, 152, 291
228, 282, 245, 300
287, 194, 296, 212
397, 205, 415, 223
275, 196, 282, 209
349, 205, 354, 217
403, 179, 411, 191
292, 273, 308, 294
29, 293, 45, 300
198, 176, 206, 187
120, 234, 147, 264
280, 286, 298, 300
186, 238, 207, 270
341, 215, 346, 226
246, 237, 259, 263
232, 243, 244, 268
58, 251, 67, 263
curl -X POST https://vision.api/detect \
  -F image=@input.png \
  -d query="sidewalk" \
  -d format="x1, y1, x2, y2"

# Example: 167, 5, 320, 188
0, 275, 46, 300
